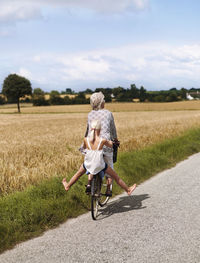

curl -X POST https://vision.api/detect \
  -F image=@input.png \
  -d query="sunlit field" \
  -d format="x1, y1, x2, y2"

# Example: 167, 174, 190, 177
1, 100, 200, 113
1, 101, 200, 194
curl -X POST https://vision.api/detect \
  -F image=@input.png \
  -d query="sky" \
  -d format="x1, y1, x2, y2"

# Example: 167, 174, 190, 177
0, 0, 200, 92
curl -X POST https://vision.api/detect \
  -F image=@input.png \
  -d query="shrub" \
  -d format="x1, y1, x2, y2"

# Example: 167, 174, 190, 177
0, 96, 6, 105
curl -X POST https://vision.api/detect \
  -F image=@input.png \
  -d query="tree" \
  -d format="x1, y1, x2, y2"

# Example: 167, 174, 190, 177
32, 88, 49, 106
0, 95, 6, 105
50, 90, 60, 96
84, 88, 93, 94
66, 88, 74, 94
112, 86, 125, 97
49, 90, 65, 105
104, 93, 112, 102
180, 87, 187, 100
154, 95, 165, 102
115, 91, 132, 102
63, 96, 72, 105
139, 86, 147, 102
2, 74, 32, 113
169, 91, 179, 101
130, 84, 139, 99
170, 87, 177, 91
33, 88, 45, 96
73, 92, 89, 104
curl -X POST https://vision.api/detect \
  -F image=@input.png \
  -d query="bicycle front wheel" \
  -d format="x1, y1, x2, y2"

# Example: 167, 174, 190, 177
91, 175, 100, 220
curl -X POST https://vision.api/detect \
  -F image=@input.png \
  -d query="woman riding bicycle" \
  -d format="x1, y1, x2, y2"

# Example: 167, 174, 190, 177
62, 120, 136, 196
82, 91, 119, 196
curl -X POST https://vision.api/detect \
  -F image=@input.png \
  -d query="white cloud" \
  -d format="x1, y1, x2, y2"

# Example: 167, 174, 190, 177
60, 55, 110, 80
33, 55, 41, 62
0, 0, 149, 23
3, 42, 200, 91
17, 67, 32, 79
60, 0, 150, 13
0, 1, 42, 23
22, 42, 200, 90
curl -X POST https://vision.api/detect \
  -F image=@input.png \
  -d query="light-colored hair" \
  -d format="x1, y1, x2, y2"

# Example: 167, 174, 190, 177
89, 119, 101, 141
90, 92, 105, 110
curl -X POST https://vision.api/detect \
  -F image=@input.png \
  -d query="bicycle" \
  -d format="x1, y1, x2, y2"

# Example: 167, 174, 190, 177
90, 139, 119, 220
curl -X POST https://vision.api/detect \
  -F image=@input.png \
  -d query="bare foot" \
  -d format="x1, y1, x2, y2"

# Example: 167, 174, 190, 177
62, 178, 70, 191
127, 184, 137, 196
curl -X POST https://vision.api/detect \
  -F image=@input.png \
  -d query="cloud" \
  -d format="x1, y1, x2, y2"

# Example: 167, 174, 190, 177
3, 42, 200, 91
33, 55, 41, 62
17, 67, 32, 79
23, 43, 200, 90
0, 0, 149, 23
0, 1, 42, 23
58, 0, 150, 13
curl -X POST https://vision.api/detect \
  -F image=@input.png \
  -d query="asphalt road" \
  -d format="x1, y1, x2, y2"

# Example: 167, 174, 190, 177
1, 153, 200, 263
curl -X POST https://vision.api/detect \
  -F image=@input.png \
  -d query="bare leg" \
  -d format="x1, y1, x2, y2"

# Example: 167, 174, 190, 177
87, 174, 93, 186
103, 154, 113, 190
62, 164, 86, 191
105, 177, 113, 196
106, 177, 113, 188
105, 166, 136, 196
85, 173, 94, 194
88, 174, 93, 181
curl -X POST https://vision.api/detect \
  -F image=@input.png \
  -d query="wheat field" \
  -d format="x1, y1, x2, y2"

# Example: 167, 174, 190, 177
1, 100, 200, 113
1, 102, 200, 194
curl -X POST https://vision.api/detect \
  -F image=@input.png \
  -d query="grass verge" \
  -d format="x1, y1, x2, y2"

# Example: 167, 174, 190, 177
0, 127, 200, 253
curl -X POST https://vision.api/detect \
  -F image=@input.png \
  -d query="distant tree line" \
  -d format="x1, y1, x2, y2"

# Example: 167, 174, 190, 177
31, 86, 200, 106
1, 74, 200, 112
90, 85, 198, 103
32, 89, 90, 106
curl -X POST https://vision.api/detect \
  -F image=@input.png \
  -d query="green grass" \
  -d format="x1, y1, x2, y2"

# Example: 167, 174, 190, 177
114, 128, 200, 189
0, 127, 200, 253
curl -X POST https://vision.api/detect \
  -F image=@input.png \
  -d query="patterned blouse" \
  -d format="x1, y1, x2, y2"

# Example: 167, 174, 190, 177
85, 109, 117, 153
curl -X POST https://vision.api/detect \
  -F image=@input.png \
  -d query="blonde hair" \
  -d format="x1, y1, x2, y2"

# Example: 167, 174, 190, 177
90, 92, 105, 110
89, 120, 101, 141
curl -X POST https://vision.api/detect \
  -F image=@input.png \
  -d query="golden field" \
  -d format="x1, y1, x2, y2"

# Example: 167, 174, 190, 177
1, 100, 200, 113
1, 101, 200, 194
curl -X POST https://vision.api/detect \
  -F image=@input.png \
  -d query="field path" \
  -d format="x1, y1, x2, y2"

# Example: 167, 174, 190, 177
1, 153, 200, 263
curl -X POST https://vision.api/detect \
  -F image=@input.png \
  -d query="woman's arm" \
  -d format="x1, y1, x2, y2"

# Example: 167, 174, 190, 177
83, 138, 87, 149
84, 123, 89, 137
104, 139, 113, 148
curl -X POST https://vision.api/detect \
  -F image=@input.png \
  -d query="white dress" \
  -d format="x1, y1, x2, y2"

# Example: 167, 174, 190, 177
84, 137, 106, 175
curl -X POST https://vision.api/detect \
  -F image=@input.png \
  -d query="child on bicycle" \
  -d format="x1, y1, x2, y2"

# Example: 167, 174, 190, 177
62, 119, 136, 196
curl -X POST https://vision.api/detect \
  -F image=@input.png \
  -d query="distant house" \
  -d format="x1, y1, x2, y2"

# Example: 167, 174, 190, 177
186, 91, 200, 100
186, 93, 194, 100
